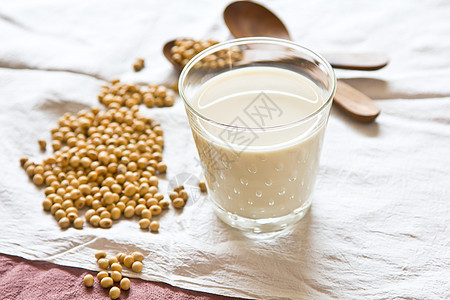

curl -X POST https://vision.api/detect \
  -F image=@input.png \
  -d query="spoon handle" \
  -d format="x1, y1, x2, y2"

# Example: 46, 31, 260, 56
323, 52, 389, 71
333, 80, 380, 123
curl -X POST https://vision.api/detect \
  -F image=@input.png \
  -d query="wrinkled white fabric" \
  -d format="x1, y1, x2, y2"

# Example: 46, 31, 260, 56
1, 0, 449, 299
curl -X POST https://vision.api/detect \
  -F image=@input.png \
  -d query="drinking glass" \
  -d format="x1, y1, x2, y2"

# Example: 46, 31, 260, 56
179, 37, 336, 232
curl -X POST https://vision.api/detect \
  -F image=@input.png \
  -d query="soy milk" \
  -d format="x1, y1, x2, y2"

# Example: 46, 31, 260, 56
191, 67, 327, 219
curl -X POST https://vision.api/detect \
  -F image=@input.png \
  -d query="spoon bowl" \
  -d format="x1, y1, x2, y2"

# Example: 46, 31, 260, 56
224, 0, 291, 40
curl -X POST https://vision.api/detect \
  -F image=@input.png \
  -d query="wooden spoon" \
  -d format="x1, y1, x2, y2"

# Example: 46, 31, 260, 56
224, 1, 388, 71
223, 0, 380, 122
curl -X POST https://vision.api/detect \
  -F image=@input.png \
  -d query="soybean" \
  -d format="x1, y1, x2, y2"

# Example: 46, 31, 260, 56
120, 277, 131, 290
83, 274, 94, 287
101, 276, 114, 288
131, 261, 143, 273
109, 286, 120, 299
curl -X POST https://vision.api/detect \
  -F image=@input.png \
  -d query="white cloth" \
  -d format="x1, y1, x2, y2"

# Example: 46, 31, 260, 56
1, 0, 449, 299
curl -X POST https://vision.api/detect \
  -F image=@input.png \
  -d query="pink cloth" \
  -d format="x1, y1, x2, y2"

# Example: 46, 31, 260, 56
0, 254, 236, 300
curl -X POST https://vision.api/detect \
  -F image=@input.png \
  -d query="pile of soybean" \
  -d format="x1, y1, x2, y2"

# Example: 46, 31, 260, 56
20, 80, 192, 232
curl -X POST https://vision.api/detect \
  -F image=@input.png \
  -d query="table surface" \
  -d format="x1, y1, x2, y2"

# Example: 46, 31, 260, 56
1, 0, 450, 299
0, 253, 235, 300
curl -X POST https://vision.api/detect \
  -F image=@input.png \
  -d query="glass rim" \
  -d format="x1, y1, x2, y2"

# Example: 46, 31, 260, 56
178, 37, 337, 131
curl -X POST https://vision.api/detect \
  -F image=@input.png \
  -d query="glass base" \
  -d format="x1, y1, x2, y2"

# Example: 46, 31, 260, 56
212, 199, 312, 233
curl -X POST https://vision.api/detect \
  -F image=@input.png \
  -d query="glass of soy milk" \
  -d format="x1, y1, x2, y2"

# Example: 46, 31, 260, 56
179, 37, 336, 232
